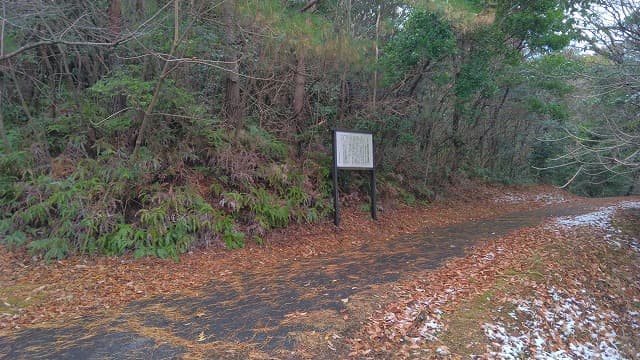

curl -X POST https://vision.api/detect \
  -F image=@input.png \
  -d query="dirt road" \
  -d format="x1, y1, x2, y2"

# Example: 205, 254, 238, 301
0, 197, 632, 359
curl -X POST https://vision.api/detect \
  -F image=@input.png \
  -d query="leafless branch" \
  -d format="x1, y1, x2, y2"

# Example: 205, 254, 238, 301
0, 0, 173, 62
558, 165, 583, 188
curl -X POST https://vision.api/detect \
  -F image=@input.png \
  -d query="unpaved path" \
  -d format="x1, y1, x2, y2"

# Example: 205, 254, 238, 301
0, 198, 631, 359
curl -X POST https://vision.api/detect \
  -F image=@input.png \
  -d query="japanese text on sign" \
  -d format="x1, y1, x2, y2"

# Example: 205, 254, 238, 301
335, 131, 374, 169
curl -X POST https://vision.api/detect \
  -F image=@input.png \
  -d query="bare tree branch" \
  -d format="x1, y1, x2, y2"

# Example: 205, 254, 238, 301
0, 0, 173, 62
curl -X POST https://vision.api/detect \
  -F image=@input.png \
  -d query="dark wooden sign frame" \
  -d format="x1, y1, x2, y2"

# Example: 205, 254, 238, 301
332, 129, 376, 226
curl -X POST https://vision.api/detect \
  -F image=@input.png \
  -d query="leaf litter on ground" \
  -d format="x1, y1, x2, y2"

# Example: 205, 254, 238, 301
350, 200, 640, 359
1, 184, 638, 360
0, 184, 573, 332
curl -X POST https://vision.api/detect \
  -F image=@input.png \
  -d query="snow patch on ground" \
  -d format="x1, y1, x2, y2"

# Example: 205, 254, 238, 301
555, 207, 618, 230
553, 201, 640, 253
369, 201, 639, 357
554, 201, 640, 231
494, 192, 569, 205
483, 287, 625, 359
381, 298, 447, 345
484, 203, 640, 358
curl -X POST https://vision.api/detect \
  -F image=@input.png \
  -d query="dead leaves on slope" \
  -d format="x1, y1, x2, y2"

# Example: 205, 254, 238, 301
349, 206, 640, 358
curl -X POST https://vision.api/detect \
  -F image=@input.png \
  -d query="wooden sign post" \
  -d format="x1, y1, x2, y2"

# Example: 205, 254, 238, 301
332, 129, 376, 226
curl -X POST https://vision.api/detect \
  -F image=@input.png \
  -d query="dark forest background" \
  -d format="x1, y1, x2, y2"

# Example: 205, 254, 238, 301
1, 0, 638, 259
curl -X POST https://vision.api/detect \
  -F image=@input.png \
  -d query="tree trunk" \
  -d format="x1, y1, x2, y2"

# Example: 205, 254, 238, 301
423, 119, 435, 183
372, 4, 380, 109
337, 70, 348, 121
133, 0, 180, 157
493, 86, 510, 120
8, 61, 34, 124
108, 0, 127, 113
450, 40, 470, 174
293, 53, 306, 123
0, 93, 11, 153
135, 0, 146, 18
223, 0, 242, 136
482, 86, 509, 168
451, 98, 464, 172
108, 0, 122, 36
1, 7, 11, 153
293, 0, 317, 127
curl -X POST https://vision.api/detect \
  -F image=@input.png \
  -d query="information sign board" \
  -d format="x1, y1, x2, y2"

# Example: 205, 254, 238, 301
332, 129, 376, 226
335, 131, 374, 169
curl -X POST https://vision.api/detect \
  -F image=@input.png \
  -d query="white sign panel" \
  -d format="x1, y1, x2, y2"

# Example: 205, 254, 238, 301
335, 131, 374, 169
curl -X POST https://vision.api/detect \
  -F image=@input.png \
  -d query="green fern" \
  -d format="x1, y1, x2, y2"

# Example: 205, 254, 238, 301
1, 230, 27, 248
305, 208, 320, 223
19, 202, 50, 227
285, 184, 309, 207
98, 223, 135, 256
249, 187, 290, 229
27, 237, 69, 261
223, 229, 245, 249
220, 192, 246, 213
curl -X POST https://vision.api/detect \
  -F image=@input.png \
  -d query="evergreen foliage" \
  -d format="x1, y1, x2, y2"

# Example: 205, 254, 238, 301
0, 0, 637, 260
